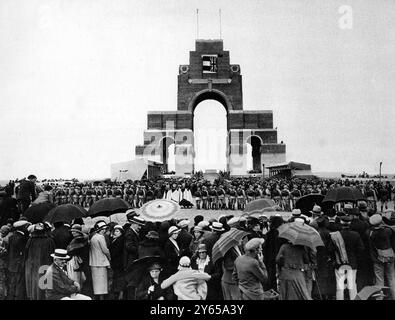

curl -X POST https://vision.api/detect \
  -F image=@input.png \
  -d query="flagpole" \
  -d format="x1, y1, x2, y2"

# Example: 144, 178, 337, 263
196, 9, 199, 39
219, 9, 222, 39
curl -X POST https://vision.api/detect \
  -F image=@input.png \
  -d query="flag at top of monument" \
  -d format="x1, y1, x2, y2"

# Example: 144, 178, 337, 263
202, 54, 218, 73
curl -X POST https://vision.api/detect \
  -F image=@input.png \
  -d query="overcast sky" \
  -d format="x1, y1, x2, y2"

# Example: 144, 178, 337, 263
1, 0, 394, 180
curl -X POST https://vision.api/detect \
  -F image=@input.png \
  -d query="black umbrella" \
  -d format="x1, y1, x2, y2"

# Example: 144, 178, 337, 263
45, 204, 87, 224
294, 194, 334, 216
124, 256, 165, 287
88, 198, 130, 218
322, 187, 366, 204
23, 203, 56, 223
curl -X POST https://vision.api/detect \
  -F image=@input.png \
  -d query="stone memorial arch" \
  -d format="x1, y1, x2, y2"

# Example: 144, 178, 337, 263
135, 39, 286, 176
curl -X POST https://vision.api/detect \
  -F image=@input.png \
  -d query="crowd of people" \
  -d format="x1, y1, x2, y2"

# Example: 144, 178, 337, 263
0, 174, 394, 300
2, 174, 394, 213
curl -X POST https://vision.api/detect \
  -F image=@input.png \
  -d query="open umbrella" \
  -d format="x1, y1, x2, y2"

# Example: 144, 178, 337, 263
45, 204, 87, 224
322, 187, 365, 204
88, 198, 130, 217
124, 256, 166, 287
23, 203, 56, 223
140, 199, 180, 222
295, 194, 325, 216
212, 228, 249, 264
243, 199, 277, 216
277, 221, 324, 251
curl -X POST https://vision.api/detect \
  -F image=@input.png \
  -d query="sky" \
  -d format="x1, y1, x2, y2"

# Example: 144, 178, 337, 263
0, 0, 395, 180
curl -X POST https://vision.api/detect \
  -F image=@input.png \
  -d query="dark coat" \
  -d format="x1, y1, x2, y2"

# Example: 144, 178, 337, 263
7, 231, 29, 273
44, 263, 79, 300
51, 226, 72, 250
202, 232, 221, 256
16, 180, 36, 202
191, 256, 223, 300
138, 239, 163, 258
329, 228, 365, 269
67, 235, 90, 274
24, 232, 56, 300
123, 228, 140, 270
135, 272, 175, 300
110, 236, 125, 273
314, 227, 336, 296
369, 226, 395, 263
0, 197, 19, 226
327, 220, 342, 232
163, 239, 180, 276
177, 229, 193, 257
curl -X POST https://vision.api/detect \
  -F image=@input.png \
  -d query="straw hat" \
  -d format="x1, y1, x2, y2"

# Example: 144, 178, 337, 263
210, 222, 225, 232
50, 249, 70, 260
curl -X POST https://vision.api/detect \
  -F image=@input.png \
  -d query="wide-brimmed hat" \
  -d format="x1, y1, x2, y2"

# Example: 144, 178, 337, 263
51, 249, 70, 260
94, 221, 108, 232
129, 216, 146, 226
168, 226, 180, 236
210, 222, 225, 232
177, 219, 190, 229
369, 214, 382, 226
146, 230, 160, 239
310, 205, 322, 215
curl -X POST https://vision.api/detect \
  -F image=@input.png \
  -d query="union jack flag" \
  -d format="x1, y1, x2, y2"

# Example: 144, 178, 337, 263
202, 55, 218, 73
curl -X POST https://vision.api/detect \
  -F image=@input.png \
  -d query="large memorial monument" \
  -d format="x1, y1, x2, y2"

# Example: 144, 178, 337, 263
135, 39, 286, 176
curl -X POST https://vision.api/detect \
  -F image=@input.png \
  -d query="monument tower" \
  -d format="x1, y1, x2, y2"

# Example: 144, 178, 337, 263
135, 39, 286, 176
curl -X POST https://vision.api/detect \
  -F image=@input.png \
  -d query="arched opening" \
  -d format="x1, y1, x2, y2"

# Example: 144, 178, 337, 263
193, 100, 227, 172
246, 135, 262, 173
159, 137, 175, 174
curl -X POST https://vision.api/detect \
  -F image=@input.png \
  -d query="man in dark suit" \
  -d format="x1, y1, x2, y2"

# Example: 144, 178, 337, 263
123, 215, 145, 300
329, 215, 365, 300
44, 249, 91, 300
16, 175, 37, 214
7, 220, 31, 300
202, 222, 225, 256
176, 219, 193, 257
51, 222, 72, 249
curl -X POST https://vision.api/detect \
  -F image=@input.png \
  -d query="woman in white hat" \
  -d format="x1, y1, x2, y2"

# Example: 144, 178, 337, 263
89, 220, 111, 300
164, 226, 181, 277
